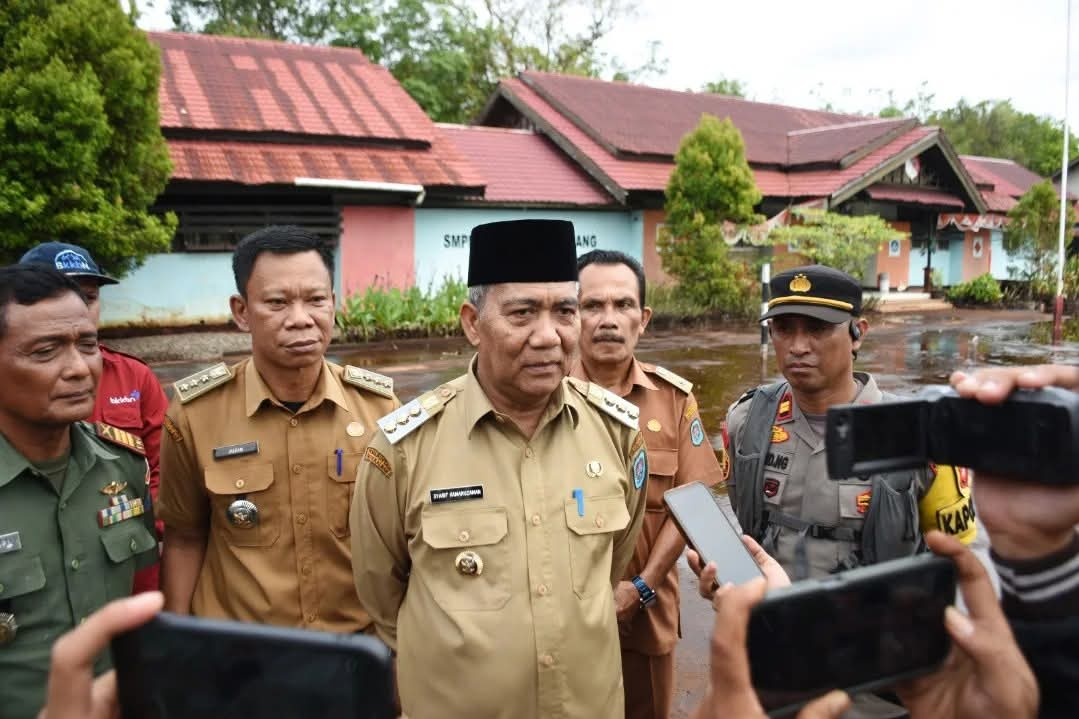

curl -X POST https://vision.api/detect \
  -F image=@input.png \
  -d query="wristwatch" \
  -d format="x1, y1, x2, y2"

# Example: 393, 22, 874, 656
631, 575, 657, 609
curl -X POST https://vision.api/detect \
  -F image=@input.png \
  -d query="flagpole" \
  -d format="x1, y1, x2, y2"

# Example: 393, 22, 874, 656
1055, 0, 1072, 344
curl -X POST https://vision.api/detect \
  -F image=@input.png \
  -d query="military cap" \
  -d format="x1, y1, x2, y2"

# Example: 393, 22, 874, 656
761, 264, 862, 324
20, 242, 118, 285
467, 219, 578, 286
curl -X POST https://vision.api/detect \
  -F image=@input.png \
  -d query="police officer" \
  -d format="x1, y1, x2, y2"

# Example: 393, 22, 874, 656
157, 226, 398, 631
723, 265, 977, 717
572, 249, 725, 719
350, 220, 647, 719
0, 265, 156, 719
20, 242, 169, 592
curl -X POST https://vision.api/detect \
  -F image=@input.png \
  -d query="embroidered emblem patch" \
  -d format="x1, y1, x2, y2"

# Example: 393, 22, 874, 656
163, 415, 183, 443
363, 447, 393, 479
632, 448, 648, 489
771, 425, 790, 444
690, 418, 705, 446
684, 398, 699, 420
763, 477, 781, 498
856, 489, 872, 515
775, 391, 793, 424
718, 448, 731, 481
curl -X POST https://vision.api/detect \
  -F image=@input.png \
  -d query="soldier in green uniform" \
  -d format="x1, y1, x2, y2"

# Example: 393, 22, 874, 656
0, 265, 156, 719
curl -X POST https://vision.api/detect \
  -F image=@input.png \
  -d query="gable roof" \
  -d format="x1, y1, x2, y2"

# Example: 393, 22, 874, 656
151, 32, 483, 191
437, 125, 614, 205
960, 155, 1044, 213
481, 73, 985, 212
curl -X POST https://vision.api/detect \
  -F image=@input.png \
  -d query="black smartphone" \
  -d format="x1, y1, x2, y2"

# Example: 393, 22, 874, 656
112, 612, 394, 719
748, 553, 956, 717
664, 481, 764, 585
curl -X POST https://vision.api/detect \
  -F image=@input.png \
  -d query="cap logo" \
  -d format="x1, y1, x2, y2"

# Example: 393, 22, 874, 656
789, 274, 812, 293
53, 249, 92, 273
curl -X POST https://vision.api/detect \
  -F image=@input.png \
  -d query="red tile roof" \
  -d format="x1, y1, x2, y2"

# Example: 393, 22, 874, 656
865, 185, 966, 209
517, 71, 866, 163
438, 125, 613, 205
960, 156, 1043, 198
150, 32, 483, 190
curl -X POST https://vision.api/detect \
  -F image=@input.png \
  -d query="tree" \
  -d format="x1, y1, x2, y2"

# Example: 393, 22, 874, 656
1004, 180, 1076, 299
701, 76, 747, 98
659, 114, 762, 316
767, 209, 901, 279
0, 0, 176, 273
167, 0, 666, 122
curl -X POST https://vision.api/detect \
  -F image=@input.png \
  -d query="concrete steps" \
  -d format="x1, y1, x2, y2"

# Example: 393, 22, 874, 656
865, 291, 953, 314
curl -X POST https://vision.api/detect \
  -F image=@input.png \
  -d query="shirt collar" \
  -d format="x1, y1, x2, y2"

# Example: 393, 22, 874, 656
569, 358, 657, 394
244, 359, 350, 417
0, 422, 115, 489
462, 355, 579, 437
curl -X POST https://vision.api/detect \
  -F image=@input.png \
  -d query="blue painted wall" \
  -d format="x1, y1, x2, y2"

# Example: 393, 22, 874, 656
413, 208, 642, 289
99, 253, 236, 327
908, 240, 956, 286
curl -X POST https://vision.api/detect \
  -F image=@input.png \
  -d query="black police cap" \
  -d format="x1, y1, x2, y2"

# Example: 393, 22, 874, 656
761, 265, 862, 324
467, 219, 579, 287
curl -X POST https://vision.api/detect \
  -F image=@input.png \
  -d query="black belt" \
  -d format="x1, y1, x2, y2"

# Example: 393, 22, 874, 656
762, 510, 862, 543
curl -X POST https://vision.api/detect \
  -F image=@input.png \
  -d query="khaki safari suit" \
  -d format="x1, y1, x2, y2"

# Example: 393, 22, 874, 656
158, 358, 397, 631
572, 360, 724, 719
350, 361, 648, 719
726, 372, 975, 579
0, 422, 156, 719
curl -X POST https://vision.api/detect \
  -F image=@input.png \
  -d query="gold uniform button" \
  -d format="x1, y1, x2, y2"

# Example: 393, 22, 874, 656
595, 514, 606, 529
289, 418, 299, 427
296, 513, 308, 524
530, 514, 541, 526
537, 584, 549, 596
292, 464, 302, 475
524, 447, 535, 459
235, 479, 245, 489
458, 530, 471, 542
541, 654, 555, 667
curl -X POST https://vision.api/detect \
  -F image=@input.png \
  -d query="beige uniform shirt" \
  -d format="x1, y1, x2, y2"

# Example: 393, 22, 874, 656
350, 363, 647, 719
572, 360, 725, 655
159, 359, 397, 631
726, 371, 975, 580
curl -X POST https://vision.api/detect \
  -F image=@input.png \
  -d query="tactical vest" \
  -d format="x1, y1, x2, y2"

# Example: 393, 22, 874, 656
731, 382, 923, 576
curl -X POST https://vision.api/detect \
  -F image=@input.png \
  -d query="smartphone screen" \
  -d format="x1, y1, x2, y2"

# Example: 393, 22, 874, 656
748, 554, 956, 717
112, 612, 394, 719
664, 481, 764, 586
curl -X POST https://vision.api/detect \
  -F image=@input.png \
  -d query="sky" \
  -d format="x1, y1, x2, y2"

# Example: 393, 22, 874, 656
136, 0, 1079, 124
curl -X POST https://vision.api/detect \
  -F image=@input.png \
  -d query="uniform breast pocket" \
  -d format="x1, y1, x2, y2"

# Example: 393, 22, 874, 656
646, 448, 678, 511
326, 451, 362, 538
204, 462, 280, 547
0, 555, 46, 614
100, 523, 157, 596
564, 494, 631, 598
419, 507, 510, 611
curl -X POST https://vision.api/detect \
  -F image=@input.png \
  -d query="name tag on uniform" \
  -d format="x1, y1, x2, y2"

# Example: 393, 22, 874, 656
213, 441, 259, 460
0, 531, 21, 555
430, 485, 484, 504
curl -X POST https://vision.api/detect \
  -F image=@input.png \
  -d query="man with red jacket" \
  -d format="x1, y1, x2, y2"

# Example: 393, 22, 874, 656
20, 243, 168, 592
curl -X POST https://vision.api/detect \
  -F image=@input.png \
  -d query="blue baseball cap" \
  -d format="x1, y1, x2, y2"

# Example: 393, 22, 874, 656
19, 242, 118, 285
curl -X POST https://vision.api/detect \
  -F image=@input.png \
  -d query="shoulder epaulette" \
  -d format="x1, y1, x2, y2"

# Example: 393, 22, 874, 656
650, 365, 693, 394
95, 422, 145, 456
174, 362, 233, 404
568, 377, 640, 430
377, 384, 457, 444
343, 365, 395, 400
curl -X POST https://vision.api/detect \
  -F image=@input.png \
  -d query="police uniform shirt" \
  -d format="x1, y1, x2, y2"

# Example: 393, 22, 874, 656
0, 422, 156, 719
158, 358, 397, 631
571, 359, 725, 656
350, 361, 648, 719
725, 371, 975, 579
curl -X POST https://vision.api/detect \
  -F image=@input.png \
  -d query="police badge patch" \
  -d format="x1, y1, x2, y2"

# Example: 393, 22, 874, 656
690, 418, 705, 446
632, 448, 648, 489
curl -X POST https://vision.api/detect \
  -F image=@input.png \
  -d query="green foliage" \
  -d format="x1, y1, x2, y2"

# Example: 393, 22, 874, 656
335, 276, 467, 341
1004, 181, 1076, 300
701, 76, 747, 98
1066, 255, 1079, 299
167, 0, 665, 123
0, 0, 176, 273
645, 283, 712, 319
659, 114, 762, 318
946, 273, 1003, 306
768, 209, 900, 279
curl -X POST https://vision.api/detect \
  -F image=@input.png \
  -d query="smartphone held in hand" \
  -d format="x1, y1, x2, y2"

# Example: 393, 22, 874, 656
111, 612, 394, 719
664, 481, 764, 586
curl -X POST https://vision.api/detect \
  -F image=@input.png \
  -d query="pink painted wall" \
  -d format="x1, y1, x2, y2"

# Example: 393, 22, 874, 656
961, 229, 991, 281
339, 206, 415, 295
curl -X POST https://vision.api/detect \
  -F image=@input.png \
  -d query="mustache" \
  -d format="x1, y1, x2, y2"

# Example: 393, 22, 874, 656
593, 333, 624, 343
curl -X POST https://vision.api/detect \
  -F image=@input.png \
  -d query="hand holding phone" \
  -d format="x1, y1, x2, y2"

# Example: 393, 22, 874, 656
664, 482, 764, 587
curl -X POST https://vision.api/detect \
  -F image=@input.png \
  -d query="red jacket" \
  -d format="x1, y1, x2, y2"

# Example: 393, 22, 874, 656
91, 345, 168, 592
